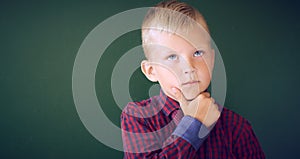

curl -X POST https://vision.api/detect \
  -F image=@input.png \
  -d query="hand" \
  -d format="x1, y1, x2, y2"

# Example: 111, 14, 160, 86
172, 87, 221, 127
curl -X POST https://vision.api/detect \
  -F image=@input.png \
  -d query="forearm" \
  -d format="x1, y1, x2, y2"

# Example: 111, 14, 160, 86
123, 137, 197, 159
122, 116, 209, 158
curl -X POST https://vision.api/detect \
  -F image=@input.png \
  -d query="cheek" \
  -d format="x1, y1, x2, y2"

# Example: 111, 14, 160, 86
195, 62, 212, 88
157, 67, 180, 87
203, 55, 214, 74
198, 60, 213, 76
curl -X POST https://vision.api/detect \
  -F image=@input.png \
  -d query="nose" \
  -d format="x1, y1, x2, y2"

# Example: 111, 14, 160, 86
182, 59, 195, 74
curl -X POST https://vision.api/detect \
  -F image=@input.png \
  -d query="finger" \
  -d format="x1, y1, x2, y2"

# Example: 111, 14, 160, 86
171, 87, 186, 104
210, 97, 215, 105
198, 91, 211, 100
203, 102, 221, 128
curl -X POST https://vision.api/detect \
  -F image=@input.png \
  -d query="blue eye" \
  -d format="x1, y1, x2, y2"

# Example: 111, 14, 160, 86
193, 50, 204, 57
167, 54, 178, 60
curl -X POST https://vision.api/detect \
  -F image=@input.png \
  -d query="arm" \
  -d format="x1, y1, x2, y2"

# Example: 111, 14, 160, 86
121, 111, 208, 159
121, 88, 220, 158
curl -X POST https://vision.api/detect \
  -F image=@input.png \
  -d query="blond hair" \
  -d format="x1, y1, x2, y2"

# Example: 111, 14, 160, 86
142, 0, 210, 57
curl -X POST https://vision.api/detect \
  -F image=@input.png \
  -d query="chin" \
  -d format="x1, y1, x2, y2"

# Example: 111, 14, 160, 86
182, 88, 201, 100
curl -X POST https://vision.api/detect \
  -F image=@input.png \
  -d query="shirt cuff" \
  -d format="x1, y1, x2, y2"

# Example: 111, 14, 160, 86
172, 115, 210, 150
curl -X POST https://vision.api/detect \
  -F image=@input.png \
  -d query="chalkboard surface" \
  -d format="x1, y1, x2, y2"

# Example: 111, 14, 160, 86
1, 0, 299, 158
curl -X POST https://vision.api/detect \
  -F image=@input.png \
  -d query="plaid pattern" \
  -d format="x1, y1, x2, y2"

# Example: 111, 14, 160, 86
121, 90, 265, 158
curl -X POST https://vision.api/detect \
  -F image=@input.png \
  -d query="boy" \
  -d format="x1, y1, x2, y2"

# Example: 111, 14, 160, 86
121, 0, 265, 158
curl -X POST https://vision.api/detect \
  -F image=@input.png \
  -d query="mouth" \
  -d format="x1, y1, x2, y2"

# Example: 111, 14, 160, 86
182, 80, 200, 86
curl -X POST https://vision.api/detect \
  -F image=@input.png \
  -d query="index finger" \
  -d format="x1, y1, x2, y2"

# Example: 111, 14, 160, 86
171, 87, 187, 105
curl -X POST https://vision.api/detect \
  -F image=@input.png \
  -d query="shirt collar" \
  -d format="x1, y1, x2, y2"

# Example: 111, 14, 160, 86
159, 89, 181, 116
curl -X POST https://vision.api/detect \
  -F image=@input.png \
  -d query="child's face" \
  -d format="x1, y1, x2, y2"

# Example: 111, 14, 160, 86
142, 28, 214, 101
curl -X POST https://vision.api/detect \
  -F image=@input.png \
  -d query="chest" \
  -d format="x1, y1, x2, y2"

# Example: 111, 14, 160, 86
195, 124, 236, 159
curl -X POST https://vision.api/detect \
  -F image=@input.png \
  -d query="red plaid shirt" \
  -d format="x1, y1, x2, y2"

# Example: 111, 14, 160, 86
121, 90, 265, 158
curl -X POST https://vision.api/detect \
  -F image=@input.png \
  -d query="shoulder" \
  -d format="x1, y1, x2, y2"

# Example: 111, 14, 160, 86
121, 95, 162, 119
218, 106, 254, 139
220, 107, 251, 126
219, 107, 265, 158
120, 95, 169, 133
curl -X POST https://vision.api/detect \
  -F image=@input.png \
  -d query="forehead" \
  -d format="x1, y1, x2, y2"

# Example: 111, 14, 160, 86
144, 27, 211, 55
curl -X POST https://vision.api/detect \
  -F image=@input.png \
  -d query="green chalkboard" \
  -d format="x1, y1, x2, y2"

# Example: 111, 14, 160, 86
1, 0, 299, 158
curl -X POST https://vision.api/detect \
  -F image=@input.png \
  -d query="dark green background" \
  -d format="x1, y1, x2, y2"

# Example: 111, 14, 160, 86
1, 0, 299, 158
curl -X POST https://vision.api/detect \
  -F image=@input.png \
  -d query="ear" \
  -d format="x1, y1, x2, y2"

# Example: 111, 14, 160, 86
141, 60, 158, 82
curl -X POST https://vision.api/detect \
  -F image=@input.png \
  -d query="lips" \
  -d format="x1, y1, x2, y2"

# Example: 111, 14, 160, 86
182, 80, 200, 86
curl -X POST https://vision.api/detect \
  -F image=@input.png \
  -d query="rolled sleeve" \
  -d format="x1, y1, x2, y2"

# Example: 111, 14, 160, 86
172, 115, 210, 150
